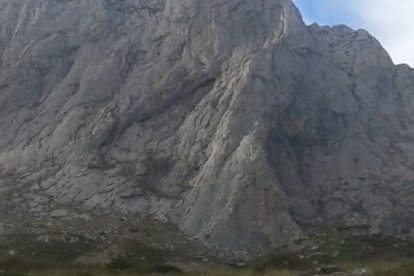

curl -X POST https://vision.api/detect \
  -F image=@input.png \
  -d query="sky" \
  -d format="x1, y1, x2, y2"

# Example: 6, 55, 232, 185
292, 0, 414, 66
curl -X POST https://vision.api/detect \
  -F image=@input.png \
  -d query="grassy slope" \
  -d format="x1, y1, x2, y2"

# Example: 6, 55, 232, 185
1, 226, 414, 275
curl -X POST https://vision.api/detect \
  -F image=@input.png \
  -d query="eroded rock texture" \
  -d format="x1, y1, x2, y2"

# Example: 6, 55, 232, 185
1, 0, 414, 254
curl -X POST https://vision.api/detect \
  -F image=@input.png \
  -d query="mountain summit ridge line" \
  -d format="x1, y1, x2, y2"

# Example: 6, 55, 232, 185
0, 0, 414, 255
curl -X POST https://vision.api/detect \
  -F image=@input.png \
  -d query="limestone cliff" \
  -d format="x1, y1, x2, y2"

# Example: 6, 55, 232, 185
1, 0, 414, 254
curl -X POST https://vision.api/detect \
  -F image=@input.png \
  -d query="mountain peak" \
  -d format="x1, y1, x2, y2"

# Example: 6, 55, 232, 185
1, 0, 414, 257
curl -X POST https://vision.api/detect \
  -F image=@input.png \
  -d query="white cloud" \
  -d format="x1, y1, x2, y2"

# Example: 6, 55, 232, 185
346, 0, 414, 66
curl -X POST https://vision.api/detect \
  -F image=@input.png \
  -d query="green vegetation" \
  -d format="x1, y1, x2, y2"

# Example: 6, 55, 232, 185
0, 256, 184, 275
0, 256, 414, 275
1, 229, 414, 275
251, 229, 414, 276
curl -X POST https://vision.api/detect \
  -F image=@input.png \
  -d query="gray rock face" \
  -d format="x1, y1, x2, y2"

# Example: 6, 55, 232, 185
1, 0, 414, 254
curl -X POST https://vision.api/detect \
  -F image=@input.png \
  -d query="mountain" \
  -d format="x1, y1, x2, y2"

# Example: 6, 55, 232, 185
1, 0, 414, 257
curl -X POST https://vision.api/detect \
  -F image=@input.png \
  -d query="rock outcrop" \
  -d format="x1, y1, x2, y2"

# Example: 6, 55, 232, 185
1, 0, 414, 254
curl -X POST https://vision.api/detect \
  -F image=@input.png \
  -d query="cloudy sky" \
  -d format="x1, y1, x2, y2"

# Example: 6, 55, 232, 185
292, 0, 414, 66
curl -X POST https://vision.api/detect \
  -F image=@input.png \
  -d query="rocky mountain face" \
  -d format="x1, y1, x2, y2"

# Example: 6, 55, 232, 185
1, 0, 414, 255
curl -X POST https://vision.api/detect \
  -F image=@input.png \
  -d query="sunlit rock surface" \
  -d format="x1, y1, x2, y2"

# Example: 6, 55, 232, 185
1, 0, 414, 255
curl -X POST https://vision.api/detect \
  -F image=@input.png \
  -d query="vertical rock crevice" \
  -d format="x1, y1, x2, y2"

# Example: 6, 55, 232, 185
1, 0, 414, 253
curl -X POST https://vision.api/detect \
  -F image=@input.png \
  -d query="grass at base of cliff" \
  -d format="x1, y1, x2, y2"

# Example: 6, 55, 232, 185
249, 229, 414, 276
1, 229, 414, 275
0, 256, 185, 275
1, 258, 414, 275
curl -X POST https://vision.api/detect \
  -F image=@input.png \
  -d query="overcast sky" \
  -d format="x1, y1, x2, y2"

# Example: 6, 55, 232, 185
292, 0, 414, 66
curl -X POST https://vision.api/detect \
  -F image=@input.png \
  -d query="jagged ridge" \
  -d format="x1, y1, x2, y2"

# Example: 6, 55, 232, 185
1, 0, 414, 255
